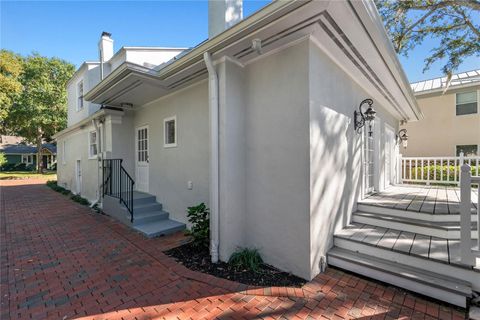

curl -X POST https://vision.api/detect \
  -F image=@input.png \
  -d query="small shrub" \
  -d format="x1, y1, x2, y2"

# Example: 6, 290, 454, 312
13, 163, 30, 171
229, 247, 263, 273
70, 194, 90, 205
186, 203, 210, 247
0, 153, 6, 168
2, 163, 15, 171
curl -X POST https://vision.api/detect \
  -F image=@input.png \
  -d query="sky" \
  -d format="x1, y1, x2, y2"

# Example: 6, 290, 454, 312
1, 0, 479, 83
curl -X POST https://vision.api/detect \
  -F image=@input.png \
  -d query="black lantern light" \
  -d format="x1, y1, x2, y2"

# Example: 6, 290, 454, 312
354, 98, 376, 136
396, 128, 408, 149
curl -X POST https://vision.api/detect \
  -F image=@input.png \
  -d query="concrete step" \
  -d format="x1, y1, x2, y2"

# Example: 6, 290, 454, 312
327, 247, 472, 307
132, 191, 156, 205
133, 202, 163, 214
352, 211, 478, 239
133, 210, 169, 225
134, 219, 186, 238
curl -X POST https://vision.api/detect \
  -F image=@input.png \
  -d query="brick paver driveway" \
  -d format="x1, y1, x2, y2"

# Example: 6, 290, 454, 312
0, 179, 466, 320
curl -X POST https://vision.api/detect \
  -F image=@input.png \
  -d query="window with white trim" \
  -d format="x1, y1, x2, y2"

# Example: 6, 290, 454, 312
77, 81, 84, 111
164, 116, 177, 148
88, 131, 98, 158
456, 145, 478, 156
456, 91, 477, 115
22, 154, 34, 165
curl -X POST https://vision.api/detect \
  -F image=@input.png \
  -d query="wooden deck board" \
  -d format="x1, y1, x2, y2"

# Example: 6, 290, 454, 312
429, 237, 449, 263
392, 231, 415, 254
407, 186, 430, 212
410, 234, 431, 258
359, 185, 476, 215
435, 187, 449, 214
377, 229, 401, 249
420, 187, 437, 214
362, 226, 388, 246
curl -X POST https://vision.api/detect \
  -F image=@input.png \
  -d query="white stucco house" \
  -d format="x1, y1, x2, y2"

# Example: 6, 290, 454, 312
54, 0, 480, 307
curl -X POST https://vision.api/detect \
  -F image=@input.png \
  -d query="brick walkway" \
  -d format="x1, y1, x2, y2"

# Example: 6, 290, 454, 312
0, 179, 466, 320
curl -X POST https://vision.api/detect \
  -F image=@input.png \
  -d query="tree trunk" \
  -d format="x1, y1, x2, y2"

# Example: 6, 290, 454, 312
36, 128, 43, 173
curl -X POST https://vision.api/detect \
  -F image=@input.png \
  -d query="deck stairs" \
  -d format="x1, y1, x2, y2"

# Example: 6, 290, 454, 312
104, 191, 185, 238
327, 201, 479, 308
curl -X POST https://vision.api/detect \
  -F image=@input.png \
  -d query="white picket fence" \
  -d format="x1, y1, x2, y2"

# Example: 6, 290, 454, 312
460, 165, 480, 267
398, 153, 480, 185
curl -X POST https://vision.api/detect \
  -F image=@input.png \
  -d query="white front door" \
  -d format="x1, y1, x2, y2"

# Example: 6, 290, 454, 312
75, 159, 82, 194
136, 126, 149, 192
363, 126, 375, 195
385, 126, 395, 187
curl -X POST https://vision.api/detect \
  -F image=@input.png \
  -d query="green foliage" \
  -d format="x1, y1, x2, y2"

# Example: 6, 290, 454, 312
0, 153, 6, 168
71, 194, 90, 205
406, 165, 480, 182
229, 248, 263, 273
0, 50, 23, 126
375, 0, 480, 74
2, 52, 75, 171
186, 203, 210, 247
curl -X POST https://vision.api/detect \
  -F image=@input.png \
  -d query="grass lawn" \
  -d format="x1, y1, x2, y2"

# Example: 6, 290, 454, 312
0, 171, 57, 180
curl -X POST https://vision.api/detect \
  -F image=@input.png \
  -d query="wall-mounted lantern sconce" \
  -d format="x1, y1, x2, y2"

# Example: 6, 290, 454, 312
354, 98, 376, 136
396, 128, 408, 149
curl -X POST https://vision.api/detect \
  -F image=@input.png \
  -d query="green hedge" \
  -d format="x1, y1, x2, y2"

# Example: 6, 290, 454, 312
405, 165, 480, 181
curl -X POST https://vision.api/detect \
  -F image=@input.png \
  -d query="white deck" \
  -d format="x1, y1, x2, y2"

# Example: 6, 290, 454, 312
359, 184, 478, 215
335, 222, 479, 268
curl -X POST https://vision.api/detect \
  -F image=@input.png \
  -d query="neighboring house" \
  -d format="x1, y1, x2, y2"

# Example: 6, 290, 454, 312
401, 70, 480, 157
0, 141, 57, 170
55, 0, 480, 307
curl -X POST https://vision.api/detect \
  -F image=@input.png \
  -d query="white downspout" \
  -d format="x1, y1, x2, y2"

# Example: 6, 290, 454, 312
91, 119, 101, 207
204, 52, 219, 263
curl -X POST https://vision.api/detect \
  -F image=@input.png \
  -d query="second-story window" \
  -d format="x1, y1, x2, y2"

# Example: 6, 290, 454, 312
77, 81, 84, 111
456, 91, 477, 116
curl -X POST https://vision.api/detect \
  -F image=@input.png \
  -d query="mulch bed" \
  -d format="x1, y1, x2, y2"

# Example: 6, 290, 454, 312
164, 241, 306, 287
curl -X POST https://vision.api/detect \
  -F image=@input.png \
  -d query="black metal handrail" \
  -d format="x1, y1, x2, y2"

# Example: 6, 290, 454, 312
102, 159, 135, 222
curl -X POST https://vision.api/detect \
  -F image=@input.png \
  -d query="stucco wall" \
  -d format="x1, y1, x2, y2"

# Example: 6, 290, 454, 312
132, 81, 210, 224
67, 64, 101, 127
243, 40, 311, 279
57, 125, 99, 203
401, 88, 480, 157
218, 58, 247, 260
308, 39, 399, 278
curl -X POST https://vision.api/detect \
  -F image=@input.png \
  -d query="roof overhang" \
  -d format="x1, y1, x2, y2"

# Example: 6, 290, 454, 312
84, 0, 421, 121
53, 108, 124, 140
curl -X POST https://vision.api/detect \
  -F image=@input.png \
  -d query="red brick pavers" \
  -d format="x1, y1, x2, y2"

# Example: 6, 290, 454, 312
0, 179, 466, 320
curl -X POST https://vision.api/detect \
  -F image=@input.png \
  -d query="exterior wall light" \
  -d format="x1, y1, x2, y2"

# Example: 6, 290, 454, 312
397, 128, 408, 149
354, 98, 376, 136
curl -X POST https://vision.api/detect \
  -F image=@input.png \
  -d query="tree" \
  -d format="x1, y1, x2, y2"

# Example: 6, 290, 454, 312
0, 153, 6, 169
0, 50, 23, 129
5, 54, 75, 172
375, 0, 480, 76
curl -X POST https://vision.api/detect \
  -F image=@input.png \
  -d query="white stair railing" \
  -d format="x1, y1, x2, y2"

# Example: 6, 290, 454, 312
460, 164, 480, 267
398, 153, 480, 185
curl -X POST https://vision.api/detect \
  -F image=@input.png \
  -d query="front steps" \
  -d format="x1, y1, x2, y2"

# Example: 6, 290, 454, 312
327, 204, 479, 308
103, 191, 185, 238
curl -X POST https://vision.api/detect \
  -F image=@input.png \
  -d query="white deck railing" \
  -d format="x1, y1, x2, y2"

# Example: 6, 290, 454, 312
398, 153, 480, 185
460, 164, 480, 267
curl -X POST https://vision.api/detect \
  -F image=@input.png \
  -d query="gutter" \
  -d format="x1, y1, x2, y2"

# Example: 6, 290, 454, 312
203, 52, 219, 263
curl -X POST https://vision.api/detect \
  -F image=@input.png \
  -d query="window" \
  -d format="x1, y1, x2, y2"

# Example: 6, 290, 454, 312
88, 131, 98, 158
456, 145, 478, 156
164, 116, 177, 147
22, 154, 34, 165
62, 140, 66, 164
77, 81, 84, 111
456, 91, 477, 115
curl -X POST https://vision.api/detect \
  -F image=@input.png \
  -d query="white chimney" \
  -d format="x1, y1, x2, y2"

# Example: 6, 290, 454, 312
98, 32, 113, 80
208, 0, 243, 39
